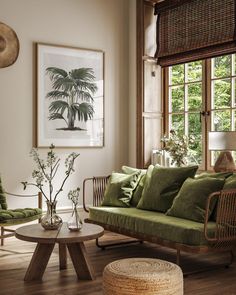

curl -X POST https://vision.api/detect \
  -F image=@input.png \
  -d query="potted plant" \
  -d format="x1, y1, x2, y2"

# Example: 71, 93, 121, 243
22, 144, 79, 230
161, 130, 194, 167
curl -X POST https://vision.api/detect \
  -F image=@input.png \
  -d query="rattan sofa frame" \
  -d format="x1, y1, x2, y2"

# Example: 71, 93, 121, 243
83, 176, 236, 266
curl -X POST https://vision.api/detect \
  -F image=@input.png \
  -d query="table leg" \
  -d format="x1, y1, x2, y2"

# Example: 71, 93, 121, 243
24, 243, 55, 281
67, 242, 95, 280
59, 243, 67, 270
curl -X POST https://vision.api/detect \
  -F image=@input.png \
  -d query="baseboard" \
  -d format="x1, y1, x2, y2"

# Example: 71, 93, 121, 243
42, 205, 91, 215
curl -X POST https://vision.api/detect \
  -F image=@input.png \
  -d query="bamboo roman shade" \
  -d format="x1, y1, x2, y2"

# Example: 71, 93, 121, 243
155, 0, 236, 66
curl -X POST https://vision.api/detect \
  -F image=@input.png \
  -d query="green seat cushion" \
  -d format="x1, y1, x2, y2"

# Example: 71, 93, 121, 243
89, 206, 216, 246
166, 177, 225, 223
0, 208, 42, 224
101, 171, 141, 207
137, 165, 198, 212
196, 171, 233, 179
0, 177, 7, 210
121, 165, 151, 207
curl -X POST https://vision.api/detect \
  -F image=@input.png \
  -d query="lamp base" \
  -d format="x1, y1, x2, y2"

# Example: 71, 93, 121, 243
214, 151, 236, 172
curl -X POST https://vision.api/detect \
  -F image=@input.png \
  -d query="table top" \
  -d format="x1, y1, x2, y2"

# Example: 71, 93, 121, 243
15, 222, 104, 244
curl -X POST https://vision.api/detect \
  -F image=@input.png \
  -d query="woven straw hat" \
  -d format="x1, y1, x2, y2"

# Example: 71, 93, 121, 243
0, 22, 19, 68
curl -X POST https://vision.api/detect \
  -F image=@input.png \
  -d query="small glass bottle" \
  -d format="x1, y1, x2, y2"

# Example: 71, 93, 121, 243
67, 203, 83, 231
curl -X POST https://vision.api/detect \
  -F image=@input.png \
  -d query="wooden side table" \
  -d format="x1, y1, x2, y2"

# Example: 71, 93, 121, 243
15, 222, 104, 281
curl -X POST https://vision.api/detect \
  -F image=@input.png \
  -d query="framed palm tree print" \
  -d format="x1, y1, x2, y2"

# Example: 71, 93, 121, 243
36, 43, 104, 147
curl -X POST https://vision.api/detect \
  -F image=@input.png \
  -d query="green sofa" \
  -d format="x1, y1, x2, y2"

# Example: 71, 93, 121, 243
88, 207, 217, 247
83, 168, 236, 266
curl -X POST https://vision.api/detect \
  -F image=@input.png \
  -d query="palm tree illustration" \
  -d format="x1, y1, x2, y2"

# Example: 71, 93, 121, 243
46, 67, 98, 130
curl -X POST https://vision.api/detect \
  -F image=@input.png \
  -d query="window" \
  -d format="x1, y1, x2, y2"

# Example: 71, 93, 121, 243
165, 54, 236, 170
136, 0, 163, 168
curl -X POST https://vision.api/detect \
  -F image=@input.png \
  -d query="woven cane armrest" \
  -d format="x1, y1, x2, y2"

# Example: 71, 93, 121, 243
83, 176, 110, 212
204, 189, 236, 246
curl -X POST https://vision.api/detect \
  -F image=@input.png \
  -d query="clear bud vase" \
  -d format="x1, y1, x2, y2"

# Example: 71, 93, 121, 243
67, 203, 83, 231
41, 200, 62, 230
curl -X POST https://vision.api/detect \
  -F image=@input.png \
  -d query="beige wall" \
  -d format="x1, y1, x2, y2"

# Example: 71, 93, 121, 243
0, 0, 131, 209
128, 0, 137, 167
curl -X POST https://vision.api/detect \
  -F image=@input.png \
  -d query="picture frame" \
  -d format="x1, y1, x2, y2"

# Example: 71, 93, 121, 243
36, 43, 104, 147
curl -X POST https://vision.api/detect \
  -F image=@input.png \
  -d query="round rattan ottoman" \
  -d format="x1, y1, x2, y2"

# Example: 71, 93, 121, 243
103, 258, 183, 295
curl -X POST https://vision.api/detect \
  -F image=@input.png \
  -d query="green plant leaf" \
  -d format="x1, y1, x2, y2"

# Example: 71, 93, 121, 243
72, 102, 94, 122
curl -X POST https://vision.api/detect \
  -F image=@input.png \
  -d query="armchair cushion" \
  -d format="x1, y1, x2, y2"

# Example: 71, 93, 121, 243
0, 208, 42, 224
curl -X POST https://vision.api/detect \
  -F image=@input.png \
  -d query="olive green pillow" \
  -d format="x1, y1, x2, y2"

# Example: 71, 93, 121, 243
101, 171, 141, 207
121, 166, 146, 175
197, 172, 233, 221
209, 174, 236, 221
121, 165, 149, 207
166, 177, 225, 223
196, 171, 232, 179
0, 176, 7, 210
137, 165, 198, 212
223, 174, 236, 189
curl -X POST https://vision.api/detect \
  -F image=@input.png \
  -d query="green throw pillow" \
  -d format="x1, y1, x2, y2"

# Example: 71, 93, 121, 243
209, 174, 236, 221
196, 172, 233, 221
121, 165, 148, 207
101, 171, 141, 207
196, 171, 232, 179
137, 165, 198, 212
166, 177, 225, 223
223, 174, 236, 189
0, 176, 7, 210
121, 166, 146, 175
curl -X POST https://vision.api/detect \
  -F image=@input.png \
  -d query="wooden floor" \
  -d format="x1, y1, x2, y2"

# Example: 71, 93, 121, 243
0, 231, 236, 295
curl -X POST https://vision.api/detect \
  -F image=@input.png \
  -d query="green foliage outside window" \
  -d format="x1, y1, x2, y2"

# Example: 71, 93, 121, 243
168, 54, 235, 166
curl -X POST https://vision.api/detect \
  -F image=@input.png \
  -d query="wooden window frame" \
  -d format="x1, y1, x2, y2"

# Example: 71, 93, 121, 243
136, 0, 163, 168
163, 55, 236, 171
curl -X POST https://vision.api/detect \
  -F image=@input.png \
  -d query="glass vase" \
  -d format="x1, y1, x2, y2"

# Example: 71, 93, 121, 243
67, 204, 83, 231
41, 200, 62, 230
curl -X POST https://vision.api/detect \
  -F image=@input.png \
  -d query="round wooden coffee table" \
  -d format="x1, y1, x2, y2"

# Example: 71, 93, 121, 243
15, 222, 104, 281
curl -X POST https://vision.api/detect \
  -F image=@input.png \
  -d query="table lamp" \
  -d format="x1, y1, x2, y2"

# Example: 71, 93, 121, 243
208, 131, 236, 172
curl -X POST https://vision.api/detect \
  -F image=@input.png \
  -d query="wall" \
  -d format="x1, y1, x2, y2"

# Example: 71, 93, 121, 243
128, 0, 137, 167
0, 0, 130, 210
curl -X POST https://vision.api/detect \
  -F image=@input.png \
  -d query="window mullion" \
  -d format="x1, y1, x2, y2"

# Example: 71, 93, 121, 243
232, 54, 235, 131
184, 64, 188, 135
205, 59, 212, 171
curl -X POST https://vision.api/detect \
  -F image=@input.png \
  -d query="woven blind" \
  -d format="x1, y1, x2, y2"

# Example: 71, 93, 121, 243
155, 0, 236, 66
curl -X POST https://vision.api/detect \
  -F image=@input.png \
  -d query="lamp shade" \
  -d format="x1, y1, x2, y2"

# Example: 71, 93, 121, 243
208, 131, 236, 151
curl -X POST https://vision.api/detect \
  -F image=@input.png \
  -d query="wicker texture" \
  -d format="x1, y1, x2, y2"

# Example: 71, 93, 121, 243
155, 0, 236, 66
205, 189, 236, 248
83, 176, 110, 212
103, 258, 183, 295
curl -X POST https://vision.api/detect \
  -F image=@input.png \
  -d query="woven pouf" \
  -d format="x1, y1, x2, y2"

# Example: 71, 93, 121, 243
103, 258, 183, 295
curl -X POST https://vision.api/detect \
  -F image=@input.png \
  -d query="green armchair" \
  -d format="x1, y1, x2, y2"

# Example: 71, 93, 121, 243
0, 177, 42, 245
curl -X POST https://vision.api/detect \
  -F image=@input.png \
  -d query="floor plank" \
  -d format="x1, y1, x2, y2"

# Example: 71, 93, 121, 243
0, 231, 236, 295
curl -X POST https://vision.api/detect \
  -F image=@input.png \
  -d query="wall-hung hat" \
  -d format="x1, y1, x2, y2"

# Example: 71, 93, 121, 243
0, 22, 19, 68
